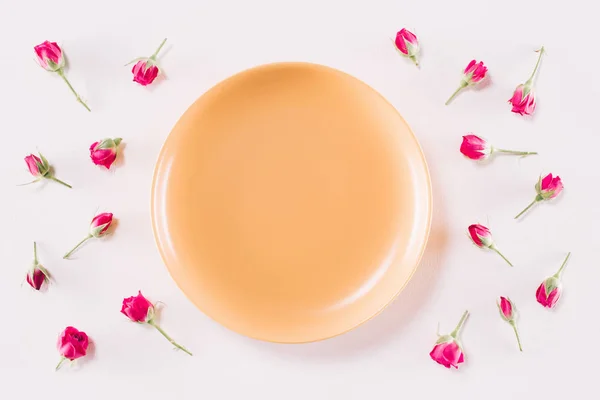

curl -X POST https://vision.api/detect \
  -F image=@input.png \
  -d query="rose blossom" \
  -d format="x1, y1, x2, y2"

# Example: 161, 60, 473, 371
90, 138, 122, 169
537, 253, 571, 309
468, 224, 513, 266
497, 296, 523, 351
393, 28, 419, 66
430, 310, 469, 369
22, 152, 71, 188
26, 242, 51, 291
121, 291, 192, 356
460, 134, 537, 161
63, 212, 114, 259
56, 326, 89, 371
126, 38, 167, 86
446, 60, 488, 105
509, 47, 545, 116
34, 41, 90, 111
515, 173, 563, 219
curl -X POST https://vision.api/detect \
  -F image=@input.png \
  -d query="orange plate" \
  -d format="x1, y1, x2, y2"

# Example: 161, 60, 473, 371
151, 63, 432, 343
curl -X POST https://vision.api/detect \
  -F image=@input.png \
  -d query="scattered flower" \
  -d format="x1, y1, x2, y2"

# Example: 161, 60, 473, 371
509, 47, 545, 116
536, 252, 571, 309
22, 152, 72, 188
497, 296, 523, 351
121, 291, 192, 356
26, 242, 51, 291
460, 134, 537, 161
392, 28, 420, 66
90, 138, 123, 169
468, 224, 513, 266
430, 310, 469, 369
126, 38, 168, 86
515, 173, 563, 219
56, 326, 89, 371
63, 212, 113, 259
34, 41, 91, 111
446, 60, 488, 105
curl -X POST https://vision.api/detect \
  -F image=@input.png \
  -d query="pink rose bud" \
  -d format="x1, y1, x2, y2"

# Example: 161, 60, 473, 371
34, 41, 91, 111
537, 253, 571, 309
122, 291, 192, 356
56, 326, 89, 371
430, 310, 468, 369
460, 134, 537, 161
446, 60, 488, 105
497, 296, 523, 351
90, 138, 122, 169
126, 38, 167, 86
509, 47, 545, 116
22, 153, 71, 188
515, 173, 563, 219
393, 28, 420, 66
26, 242, 51, 291
468, 224, 513, 266
63, 212, 114, 259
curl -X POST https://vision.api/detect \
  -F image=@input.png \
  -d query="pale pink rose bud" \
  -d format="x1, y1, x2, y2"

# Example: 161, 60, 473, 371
22, 152, 71, 188
34, 41, 91, 111
26, 242, 51, 291
446, 60, 488, 105
63, 212, 114, 259
460, 134, 537, 161
497, 296, 522, 351
56, 326, 89, 371
468, 224, 513, 266
126, 38, 167, 86
90, 138, 122, 169
430, 310, 468, 369
393, 28, 419, 66
515, 173, 563, 219
509, 47, 545, 116
121, 291, 192, 355
537, 253, 571, 309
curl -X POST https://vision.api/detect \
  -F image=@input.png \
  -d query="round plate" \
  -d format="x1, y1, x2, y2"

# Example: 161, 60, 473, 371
151, 63, 431, 343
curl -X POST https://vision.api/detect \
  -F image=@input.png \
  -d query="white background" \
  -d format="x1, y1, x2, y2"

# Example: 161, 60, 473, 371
0, 0, 597, 398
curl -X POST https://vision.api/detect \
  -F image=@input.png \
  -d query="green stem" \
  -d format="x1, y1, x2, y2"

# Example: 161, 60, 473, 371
33, 241, 38, 264
526, 46, 545, 84
515, 198, 538, 219
491, 246, 513, 267
49, 176, 72, 189
57, 69, 91, 112
148, 320, 193, 356
55, 357, 67, 371
150, 38, 167, 60
554, 252, 571, 279
450, 310, 469, 338
445, 82, 467, 105
409, 55, 419, 67
63, 235, 92, 259
495, 149, 538, 157
511, 322, 523, 352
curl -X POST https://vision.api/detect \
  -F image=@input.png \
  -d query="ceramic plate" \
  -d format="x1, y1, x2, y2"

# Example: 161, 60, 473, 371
151, 63, 432, 343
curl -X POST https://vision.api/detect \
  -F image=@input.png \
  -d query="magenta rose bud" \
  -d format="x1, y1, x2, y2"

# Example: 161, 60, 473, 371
22, 152, 71, 188
515, 173, 563, 219
126, 38, 167, 86
121, 291, 192, 356
446, 60, 488, 105
26, 242, 51, 291
393, 28, 419, 66
460, 134, 537, 161
34, 41, 64, 72
430, 310, 468, 369
63, 212, 114, 259
56, 326, 89, 371
509, 47, 545, 116
537, 253, 571, 309
468, 224, 513, 266
90, 138, 122, 169
497, 296, 523, 351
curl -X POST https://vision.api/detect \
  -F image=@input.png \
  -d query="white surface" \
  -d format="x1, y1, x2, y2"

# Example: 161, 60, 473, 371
0, 0, 597, 398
